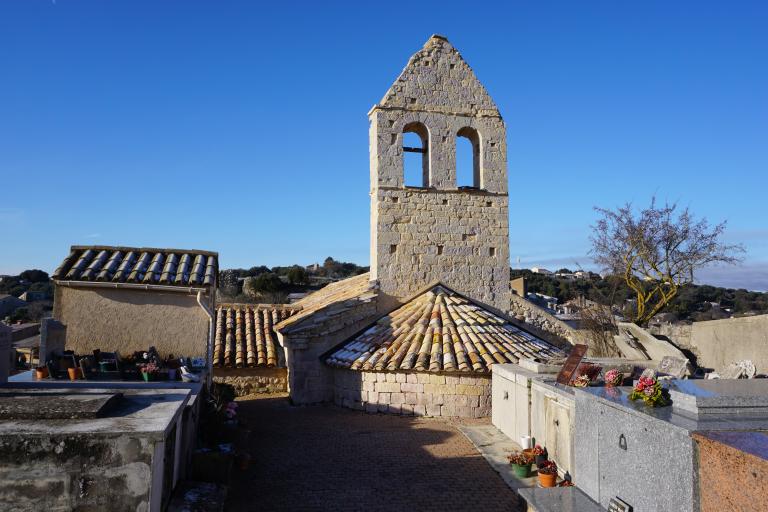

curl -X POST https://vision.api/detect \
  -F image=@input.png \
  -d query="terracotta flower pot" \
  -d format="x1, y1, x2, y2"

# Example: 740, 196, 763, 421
67, 367, 80, 381
538, 472, 557, 488
35, 367, 49, 380
522, 448, 536, 460
511, 463, 532, 478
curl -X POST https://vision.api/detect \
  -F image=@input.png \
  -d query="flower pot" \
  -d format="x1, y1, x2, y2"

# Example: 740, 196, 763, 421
535, 454, 548, 466
522, 448, 535, 460
511, 463, 532, 478
538, 472, 557, 488
67, 367, 80, 381
142, 372, 155, 382
35, 367, 49, 380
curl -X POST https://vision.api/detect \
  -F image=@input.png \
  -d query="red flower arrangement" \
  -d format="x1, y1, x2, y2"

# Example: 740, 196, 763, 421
629, 374, 669, 407
537, 460, 557, 475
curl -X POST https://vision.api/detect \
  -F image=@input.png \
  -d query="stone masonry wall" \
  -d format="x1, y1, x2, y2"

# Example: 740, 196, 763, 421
509, 292, 577, 347
369, 36, 510, 312
213, 367, 287, 396
333, 369, 491, 418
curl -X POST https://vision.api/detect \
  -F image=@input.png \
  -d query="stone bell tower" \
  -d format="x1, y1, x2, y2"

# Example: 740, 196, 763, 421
369, 35, 510, 312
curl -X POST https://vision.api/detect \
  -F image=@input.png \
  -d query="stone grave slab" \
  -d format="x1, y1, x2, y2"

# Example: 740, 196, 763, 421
657, 355, 692, 378
669, 379, 768, 415
0, 389, 124, 420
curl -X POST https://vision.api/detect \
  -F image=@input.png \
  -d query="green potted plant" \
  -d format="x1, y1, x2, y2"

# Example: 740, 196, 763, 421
507, 451, 533, 478
537, 460, 558, 487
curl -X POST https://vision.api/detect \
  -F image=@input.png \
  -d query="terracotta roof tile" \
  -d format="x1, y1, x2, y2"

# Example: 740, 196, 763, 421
214, 304, 298, 368
53, 245, 218, 288
326, 285, 564, 373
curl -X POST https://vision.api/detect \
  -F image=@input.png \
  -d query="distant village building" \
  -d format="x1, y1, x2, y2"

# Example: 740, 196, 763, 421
18, 290, 47, 302
51, 246, 217, 361
530, 267, 552, 275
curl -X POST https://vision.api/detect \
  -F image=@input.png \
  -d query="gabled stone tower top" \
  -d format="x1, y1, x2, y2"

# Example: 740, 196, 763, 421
375, 35, 501, 118
369, 35, 511, 312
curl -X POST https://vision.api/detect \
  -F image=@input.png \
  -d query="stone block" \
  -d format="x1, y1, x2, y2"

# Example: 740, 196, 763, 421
367, 391, 379, 403
433, 394, 445, 406
365, 403, 379, 414
405, 392, 418, 405
406, 373, 419, 384
474, 406, 491, 418
390, 392, 406, 404
377, 392, 391, 405
426, 404, 442, 417
454, 406, 474, 417
440, 405, 456, 417
401, 404, 415, 416
467, 395, 480, 407
401, 383, 423, 393
376, 382, 401, 393
362, 381, 376, 392
445, 375, 461, 385
386, 373, 397, 383
429, 374, 446, 384
417, 373, 430, 384
413, 405, 427, 416
395, 373, 407, 383
387, 405, 402, 415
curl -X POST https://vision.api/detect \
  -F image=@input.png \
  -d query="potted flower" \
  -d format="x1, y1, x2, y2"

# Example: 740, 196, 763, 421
604, 368, 623, 387
537, 460, 558, 487
629, 371, 670, 407
139, 362, 160, 382
572, 374, 591, 387
532, 445, 548, 466
507, 451, 533, 478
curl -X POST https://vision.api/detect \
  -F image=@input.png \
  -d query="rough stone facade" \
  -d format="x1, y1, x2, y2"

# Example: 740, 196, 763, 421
369, 35, 510, 312
333, 369, 491, 418
509, 292, 578, 347
213, 367, 287, 396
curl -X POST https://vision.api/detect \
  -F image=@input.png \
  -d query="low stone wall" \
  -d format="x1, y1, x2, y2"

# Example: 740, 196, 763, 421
508, 293, 577, 347
333, 369, 491, 418
213, 367, 287, 396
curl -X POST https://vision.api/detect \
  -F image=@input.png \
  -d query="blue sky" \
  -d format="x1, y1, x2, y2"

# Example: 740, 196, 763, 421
1, 1, 767, 290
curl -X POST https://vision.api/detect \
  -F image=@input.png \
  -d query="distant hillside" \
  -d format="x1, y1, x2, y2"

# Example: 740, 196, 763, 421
511, 268, 768, 322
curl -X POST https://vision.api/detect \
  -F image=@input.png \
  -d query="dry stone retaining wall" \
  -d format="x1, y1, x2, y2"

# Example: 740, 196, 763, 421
333, 369, 491, 418
213, 368, 287, 396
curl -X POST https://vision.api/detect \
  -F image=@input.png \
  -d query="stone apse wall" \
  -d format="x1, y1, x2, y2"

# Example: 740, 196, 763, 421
333, 369, 491, 418
369, 35, 511, 313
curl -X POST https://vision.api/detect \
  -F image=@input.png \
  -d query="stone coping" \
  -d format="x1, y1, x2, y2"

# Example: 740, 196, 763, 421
0, 387, 190, 439
576, 385, 768, 434
669, 379, 768, 415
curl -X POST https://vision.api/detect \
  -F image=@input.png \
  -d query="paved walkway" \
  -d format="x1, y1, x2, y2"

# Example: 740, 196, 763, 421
227, 394, 523, 511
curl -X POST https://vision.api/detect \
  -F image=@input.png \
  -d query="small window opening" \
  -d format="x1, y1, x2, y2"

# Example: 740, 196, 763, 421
486, 201, 493, 207
390, 244, 397, 254
437, 245, 444, 255
403, 122, 429, 187
392, 196, 399, 203
442, 199, 448, 205
489, 247, 496, 257
456, 127, 480, 189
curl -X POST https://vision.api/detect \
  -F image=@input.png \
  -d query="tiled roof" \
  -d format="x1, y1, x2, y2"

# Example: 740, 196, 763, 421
52, 246, 218, 288
275, 273, 377, 335
214, 304, 298, 368
326, 285, 565, 373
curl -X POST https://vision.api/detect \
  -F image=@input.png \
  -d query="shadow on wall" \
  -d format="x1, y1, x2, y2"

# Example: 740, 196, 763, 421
226, 395, 525, 511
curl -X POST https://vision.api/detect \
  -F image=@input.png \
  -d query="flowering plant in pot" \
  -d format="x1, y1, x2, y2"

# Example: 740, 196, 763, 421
507, 451, 533, 478
139, 362, 160, 382
537, 460, 558, 487
604, 368, 623, 387
629, 372, 670, 407
532, 444, 548, 466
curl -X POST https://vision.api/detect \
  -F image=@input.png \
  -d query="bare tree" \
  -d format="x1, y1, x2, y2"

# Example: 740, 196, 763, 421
590, 198, 744, 325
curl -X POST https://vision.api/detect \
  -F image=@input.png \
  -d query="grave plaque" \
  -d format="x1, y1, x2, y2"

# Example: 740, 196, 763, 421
555, 344, 588, 385
608, 497, 632, 512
